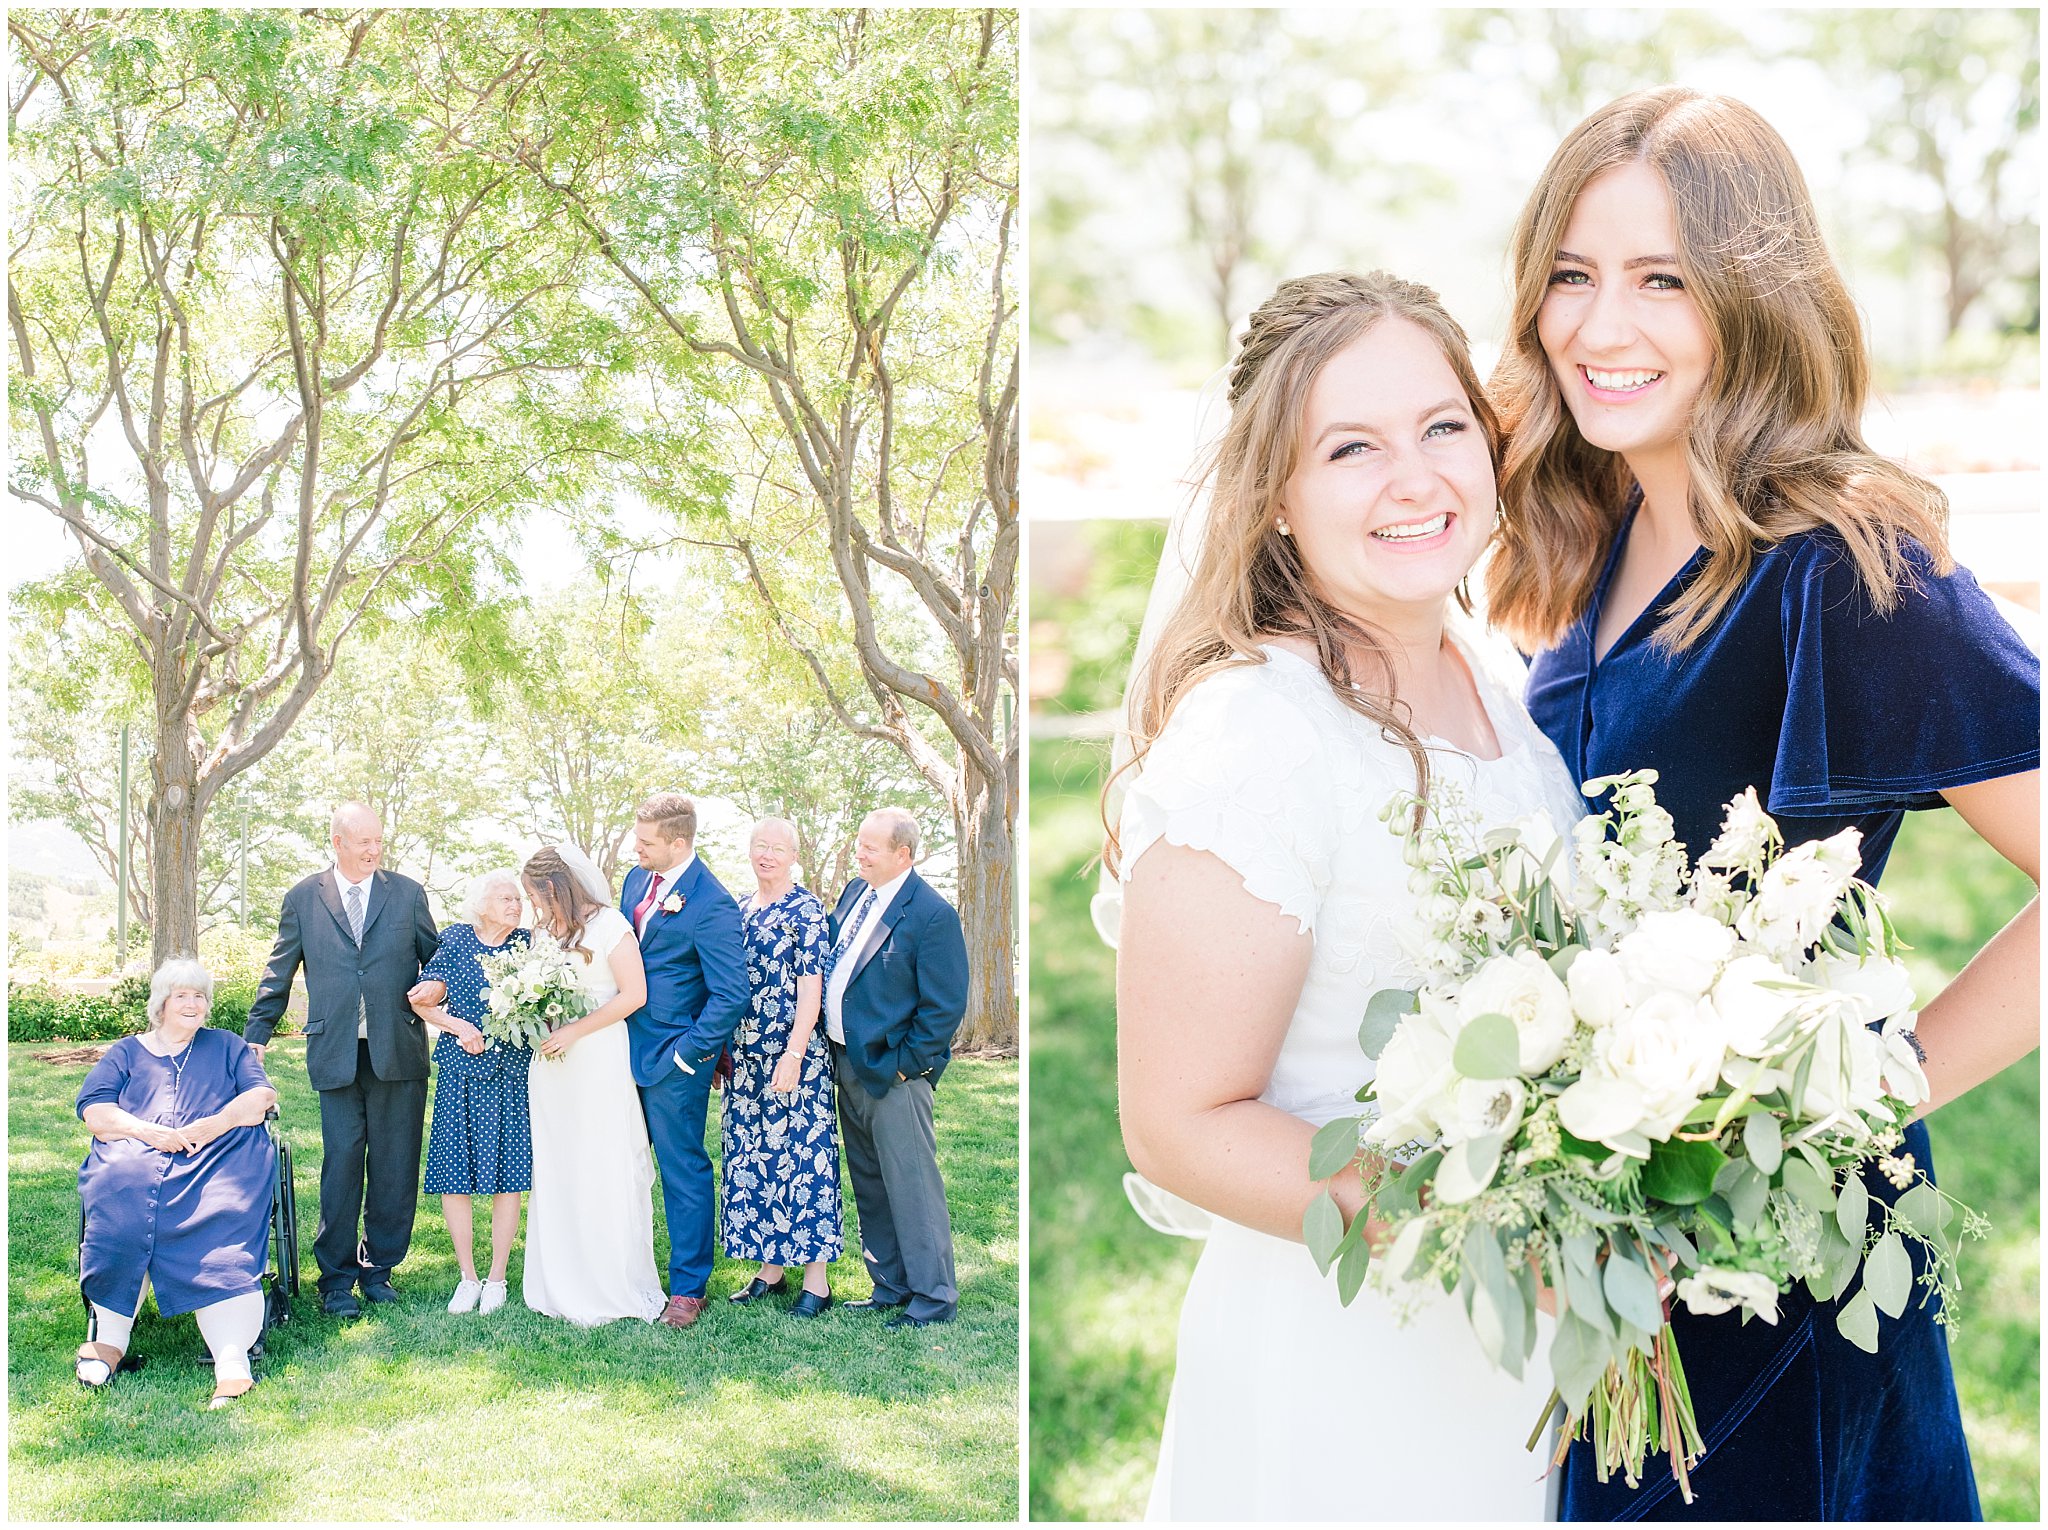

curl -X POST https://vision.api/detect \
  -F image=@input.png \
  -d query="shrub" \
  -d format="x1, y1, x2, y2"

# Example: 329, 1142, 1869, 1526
6, 982, 139, 1043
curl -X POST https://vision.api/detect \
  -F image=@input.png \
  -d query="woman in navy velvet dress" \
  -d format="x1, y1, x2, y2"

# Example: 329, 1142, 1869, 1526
1486, 87, 2039, 1521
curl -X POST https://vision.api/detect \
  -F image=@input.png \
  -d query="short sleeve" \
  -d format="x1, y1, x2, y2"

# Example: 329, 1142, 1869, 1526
228, 1031, 271, 1094
1773, 538, 2041, 816
792, 895, 829, 978
420, 926, 469, 985
76, 1039, 135, 1118
1118, 663, 1340, 935
584, 906, 631, 963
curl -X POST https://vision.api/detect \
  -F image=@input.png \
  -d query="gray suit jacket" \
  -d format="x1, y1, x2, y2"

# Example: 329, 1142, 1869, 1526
245, 868, 441, 1090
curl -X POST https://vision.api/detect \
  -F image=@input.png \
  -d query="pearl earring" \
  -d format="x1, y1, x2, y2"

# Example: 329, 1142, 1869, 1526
1276, 519, 1292, 538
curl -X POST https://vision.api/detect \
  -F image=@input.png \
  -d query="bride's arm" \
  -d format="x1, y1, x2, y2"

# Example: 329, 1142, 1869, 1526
1118, 841, 1376, 1244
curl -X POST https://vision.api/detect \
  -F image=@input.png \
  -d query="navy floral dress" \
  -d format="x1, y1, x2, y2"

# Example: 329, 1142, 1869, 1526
423, 924, 534, 1196
719, 885, 843, 1265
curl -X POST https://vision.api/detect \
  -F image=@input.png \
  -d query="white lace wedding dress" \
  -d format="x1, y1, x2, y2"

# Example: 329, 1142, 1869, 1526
523, 906, 667, 1326
1116, 629, 1588, 1522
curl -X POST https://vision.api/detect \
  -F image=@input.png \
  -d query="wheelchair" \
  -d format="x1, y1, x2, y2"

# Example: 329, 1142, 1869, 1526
79, 1105, 301, 1371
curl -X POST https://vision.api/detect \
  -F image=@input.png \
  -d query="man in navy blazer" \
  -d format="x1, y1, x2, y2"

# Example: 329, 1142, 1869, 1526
617, 792, 749, 1329
825, 807, 970, 1326
246, 803, 440, 1317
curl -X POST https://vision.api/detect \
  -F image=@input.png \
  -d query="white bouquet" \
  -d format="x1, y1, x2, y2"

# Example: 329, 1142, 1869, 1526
1305, 771, 1981, 1501
476, 931, 588, 1057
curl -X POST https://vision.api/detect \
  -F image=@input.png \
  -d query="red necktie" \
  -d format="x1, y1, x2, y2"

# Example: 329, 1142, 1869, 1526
633, 873, 663, 934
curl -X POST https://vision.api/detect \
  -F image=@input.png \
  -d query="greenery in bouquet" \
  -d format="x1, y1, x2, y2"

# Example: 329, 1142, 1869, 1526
476, 932, 588, 1057
1301, 771, 1983, 1502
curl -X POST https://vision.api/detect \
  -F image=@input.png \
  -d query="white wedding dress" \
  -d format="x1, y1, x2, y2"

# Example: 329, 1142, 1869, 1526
523, 906, 667, 1326
1116, 628, 1587, 1522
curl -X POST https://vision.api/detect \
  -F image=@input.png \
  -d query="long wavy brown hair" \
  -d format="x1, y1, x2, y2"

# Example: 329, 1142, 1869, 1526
1485, 86, 1951, 654
522, 849, 603, 962
1102, 270, 1503, 876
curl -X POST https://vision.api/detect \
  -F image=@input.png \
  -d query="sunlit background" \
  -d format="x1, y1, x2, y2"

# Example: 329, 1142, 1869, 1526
1026, 7, 2040, 1521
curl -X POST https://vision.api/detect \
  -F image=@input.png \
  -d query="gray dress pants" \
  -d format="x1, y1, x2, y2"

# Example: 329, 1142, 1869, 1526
832, 1041, 957, 1321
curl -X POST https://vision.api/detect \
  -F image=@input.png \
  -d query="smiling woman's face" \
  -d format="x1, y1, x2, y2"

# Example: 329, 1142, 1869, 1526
1275, 316, 1497, 625
1536, 161, 1715, 475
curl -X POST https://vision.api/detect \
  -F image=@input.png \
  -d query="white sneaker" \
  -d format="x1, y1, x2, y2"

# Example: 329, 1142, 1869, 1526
478, 1280, 509, 1315
448, 1278, 484, 1314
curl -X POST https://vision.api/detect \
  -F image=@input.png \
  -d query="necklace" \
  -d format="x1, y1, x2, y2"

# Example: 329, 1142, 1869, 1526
160, 1032, 197, 1127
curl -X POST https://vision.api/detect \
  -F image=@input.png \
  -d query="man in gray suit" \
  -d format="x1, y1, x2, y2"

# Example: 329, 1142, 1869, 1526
246, 803, 439, 1316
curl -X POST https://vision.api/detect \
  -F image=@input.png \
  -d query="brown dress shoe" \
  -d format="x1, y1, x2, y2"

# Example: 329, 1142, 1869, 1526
660, 1295, 708, 1330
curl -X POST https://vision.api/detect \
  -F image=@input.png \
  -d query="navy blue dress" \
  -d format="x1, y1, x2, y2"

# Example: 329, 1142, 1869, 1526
1527, 501, 2038, 1521
77, 1030, 277, 1317
718, 886, 844, 1265
422, 924, 535, 1196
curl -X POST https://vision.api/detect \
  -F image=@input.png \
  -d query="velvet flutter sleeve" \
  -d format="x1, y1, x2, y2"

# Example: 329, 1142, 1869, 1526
1771, 537, 2040, 816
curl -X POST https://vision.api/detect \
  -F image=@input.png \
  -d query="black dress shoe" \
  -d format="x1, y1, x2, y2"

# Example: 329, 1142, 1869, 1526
841, 1295, 910, 1313
789, 1289, 833, 1318
886, 1309, 955, 1329
360, 1280, 398, 1305
323, 1290, 363, 1318
728, 1275, 789, 1305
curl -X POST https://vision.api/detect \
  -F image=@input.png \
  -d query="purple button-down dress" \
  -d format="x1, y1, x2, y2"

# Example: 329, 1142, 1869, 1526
76, 1030, 277, 1317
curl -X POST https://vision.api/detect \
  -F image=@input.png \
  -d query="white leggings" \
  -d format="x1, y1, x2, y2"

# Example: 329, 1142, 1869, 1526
89, 1289, 265, 1383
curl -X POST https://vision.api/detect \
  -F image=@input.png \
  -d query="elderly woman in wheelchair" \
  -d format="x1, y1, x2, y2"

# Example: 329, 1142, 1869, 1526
76, 957, 279, 1409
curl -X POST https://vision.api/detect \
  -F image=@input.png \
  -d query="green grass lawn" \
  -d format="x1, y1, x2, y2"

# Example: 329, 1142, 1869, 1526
9, 1048, 1017, 1521
1027, 735, 2039, 1522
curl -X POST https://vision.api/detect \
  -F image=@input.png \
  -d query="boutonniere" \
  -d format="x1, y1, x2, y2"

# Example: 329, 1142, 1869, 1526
661, 892, 686, 915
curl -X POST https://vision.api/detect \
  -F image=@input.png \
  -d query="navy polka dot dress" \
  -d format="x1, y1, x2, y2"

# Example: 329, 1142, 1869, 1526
422, 924, 534, 1196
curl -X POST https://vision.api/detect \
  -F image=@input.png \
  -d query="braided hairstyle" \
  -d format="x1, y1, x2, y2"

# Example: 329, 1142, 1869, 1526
1102, 271, 1504, 876
522, 848, 603, 961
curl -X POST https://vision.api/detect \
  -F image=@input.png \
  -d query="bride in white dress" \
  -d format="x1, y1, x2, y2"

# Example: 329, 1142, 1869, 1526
1106, 272, 1584, 1521
519, 846, 667, 1326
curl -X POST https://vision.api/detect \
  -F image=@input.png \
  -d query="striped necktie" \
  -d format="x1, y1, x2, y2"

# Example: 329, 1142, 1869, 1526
829, 886, 878, 977
346, 883, 365, 945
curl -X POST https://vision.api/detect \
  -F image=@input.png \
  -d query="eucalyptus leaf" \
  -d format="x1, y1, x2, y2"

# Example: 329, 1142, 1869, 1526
1386, 1216, 1429, 1281
1820, 1220, 1863, 1298
1781, 1155, 1834, 1213
1304, 1190, 1345, 1275
1836, 1287, 1881, 1353
1550, 1311, 1609, 1415
1863, 1231, 1912, 1319
1452, 1011, 1521, 1079
1359, 988, 1418, 1061
1436, 1133, 1504, 1204
1546, 943, 1586, 981
1336, 1228, 1373, 1306
1562, 1253, 1613, 1338
1743, 1112, 1783, 1175
1602, 1247, 1666, 1334
1723, 1162, 1770, 1229
1308, 1116, 1363, 1181
1469, 1281, 1509, 1370
1388, 1148, 1443, 1215
1652, 1221, 1699, 1269
1835, 1170, 1869, 1247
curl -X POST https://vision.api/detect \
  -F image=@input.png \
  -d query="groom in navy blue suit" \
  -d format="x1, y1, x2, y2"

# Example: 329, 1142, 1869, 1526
618, 792, 748, 1329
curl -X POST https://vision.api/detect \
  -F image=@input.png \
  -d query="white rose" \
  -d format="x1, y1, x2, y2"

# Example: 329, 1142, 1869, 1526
1591, 990, 1725, 1141
1566, 947, 1628, 1030
1439, 1075, 1528, 1147
1737, 830, 1863, 958
1618, 910, 1736, 1000
1363, 997, 1459, 1146
1556, 1069, 1650, 1146
1806, 951, 1917, 1026
1458, 951, 1575, 1074
1711, 953, 1809, 1058
1676, 1267, 1780, 1324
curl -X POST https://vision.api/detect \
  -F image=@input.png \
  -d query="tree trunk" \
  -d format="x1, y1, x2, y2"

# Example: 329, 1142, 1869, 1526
146, 714, 205, 969
951, 763, 1016, 1052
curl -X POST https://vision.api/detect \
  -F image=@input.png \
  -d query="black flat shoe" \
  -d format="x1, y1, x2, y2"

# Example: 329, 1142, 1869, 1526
322, 1290, 363, 1318
841, 1295, 909, 1313
728, 1275, 789, 1305
789, 1289, 833, 1318
360, 1281, 398, 1305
